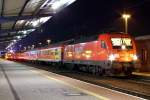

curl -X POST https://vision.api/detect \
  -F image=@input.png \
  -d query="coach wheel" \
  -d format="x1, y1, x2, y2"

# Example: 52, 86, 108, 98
69, 64, 75, 70
91, 66, 96, 75
124, 67, 133, 76
72, 64, 79, 71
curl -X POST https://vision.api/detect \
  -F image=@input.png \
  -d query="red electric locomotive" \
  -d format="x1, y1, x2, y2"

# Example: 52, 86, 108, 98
64, 33, 140, 75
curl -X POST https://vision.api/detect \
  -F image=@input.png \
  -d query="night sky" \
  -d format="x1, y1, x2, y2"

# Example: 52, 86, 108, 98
19, 0, 150, 48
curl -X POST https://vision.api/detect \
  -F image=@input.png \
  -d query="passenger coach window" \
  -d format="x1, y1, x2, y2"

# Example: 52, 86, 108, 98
101, 41, 107, 49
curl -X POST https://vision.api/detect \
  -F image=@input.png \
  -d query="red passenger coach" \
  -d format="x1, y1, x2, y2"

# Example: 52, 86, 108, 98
37, 46, 63, 62
16, 45, 64, 62
5, 52, 15, 60
26, 50, 38, 60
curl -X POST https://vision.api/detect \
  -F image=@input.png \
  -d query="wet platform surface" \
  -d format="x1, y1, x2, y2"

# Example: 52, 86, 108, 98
0, 59, 145, 100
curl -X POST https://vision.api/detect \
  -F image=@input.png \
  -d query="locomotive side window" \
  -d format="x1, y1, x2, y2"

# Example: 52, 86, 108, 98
101, 40, 107, 49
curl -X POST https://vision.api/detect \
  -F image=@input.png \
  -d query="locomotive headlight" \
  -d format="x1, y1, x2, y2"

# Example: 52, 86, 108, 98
121, 45, 126, 50
108, 54, 115, 61
133, 54, 138, 61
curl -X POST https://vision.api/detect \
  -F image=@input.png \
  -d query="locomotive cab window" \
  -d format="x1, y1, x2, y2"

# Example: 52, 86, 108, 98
101, 40, 107, 49
111, 38, 133, 49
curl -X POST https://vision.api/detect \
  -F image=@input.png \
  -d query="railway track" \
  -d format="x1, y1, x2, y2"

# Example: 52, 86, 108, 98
17, 61, 150, 99
130, 76, 150, 83
120, 76, 150, 86
60, 72, 150, 99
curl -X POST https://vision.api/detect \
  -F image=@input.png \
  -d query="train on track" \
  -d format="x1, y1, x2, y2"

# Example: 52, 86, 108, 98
5, 33, 141, 76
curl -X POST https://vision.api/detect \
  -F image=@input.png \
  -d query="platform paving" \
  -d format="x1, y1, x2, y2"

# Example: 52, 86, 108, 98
0, 59, 145, 100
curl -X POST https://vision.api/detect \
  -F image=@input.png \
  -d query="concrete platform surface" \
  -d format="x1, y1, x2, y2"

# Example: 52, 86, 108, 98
0, 59, 146, 100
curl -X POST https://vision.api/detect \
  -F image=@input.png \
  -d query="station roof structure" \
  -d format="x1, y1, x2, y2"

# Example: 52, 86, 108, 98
0, 0, 75, 50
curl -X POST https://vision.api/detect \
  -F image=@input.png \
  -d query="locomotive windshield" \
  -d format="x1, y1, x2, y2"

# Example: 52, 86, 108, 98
111, 38, 133, 49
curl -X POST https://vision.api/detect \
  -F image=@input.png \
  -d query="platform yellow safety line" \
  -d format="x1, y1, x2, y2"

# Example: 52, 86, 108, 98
132, 72, 150, 77
31, 70, 110, 100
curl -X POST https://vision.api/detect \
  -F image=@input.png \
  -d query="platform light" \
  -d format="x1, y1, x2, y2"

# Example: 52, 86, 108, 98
31, 17, 51, 27
52, 0, 76, 10
31, 45, 35, 49
122, 14, 131, 19
17, 36, 21, 39
9, 49, 14, 53
24, 47, 27, 50
30, 29, 36, 32
39, 43, 42, 46
13, 40, 17, 42
40, 17, 51, 23
23, 31, 27, 34
52, 1, 62, 10
25, 21, 30, 26
6, 42, 15, 50
47, 39, 51, 45
31, 20, 39, 27
122, 14, 131, 33
18, 20, 25, 25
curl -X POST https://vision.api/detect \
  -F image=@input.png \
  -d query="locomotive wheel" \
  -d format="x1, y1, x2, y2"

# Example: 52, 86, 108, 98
125, 68, 132, 76
72, 64, 79, 71
96, 66, 104, 76
105, 69, 113, 76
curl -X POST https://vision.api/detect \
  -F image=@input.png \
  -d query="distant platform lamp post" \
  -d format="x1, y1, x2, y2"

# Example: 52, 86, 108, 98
24, 47, 26, 51
39, 43, 42, 47
19, 45, 22, 51
122, 14, 131, 34
32, 45, 35, 49
47, 39, 51, 45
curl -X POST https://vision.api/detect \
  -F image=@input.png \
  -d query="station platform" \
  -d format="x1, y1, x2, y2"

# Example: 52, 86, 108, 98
132, 72, 150, 77
0, 59, 145, 100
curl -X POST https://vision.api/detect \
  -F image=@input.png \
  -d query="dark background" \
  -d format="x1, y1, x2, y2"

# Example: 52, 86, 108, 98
18, 0, 150, 48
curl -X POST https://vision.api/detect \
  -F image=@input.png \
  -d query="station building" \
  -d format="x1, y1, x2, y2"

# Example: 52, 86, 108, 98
135, 35, 150, 72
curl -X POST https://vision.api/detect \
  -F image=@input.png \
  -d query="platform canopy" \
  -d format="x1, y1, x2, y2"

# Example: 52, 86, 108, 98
0, 0, 76, 50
